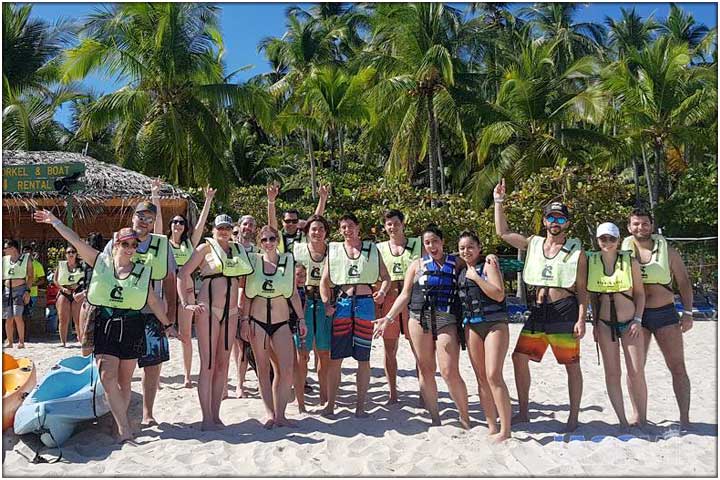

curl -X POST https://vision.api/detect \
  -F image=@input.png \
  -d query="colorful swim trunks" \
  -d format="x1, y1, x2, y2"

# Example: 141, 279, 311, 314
294, 297, 332, 351
513, 296, 580, 364
330, 294, 375, 362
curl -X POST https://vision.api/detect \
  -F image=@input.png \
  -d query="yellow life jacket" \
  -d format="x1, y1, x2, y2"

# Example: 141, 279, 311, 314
377, 237, 422, 282
586, 251, 633, 293
328, 241, 380, 286
2, 254, 29, 281
203, 238, 253, 277
245, 252, 295, 299
278, 229, 306, 254
170, 239, 193, 267
57, 260, 83, 286
522, 236, 582, 288
132, 233, 169, 280
621, 235, 672, 286
87, 254, 152, 310
293, 242, 326, 287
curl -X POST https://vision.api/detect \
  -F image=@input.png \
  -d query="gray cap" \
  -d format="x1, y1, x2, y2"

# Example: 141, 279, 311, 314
214, 214, 234, 228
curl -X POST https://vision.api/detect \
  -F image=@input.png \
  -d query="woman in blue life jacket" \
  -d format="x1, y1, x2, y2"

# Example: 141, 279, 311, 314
375, 224, 470, 429
34, 211, 180, 443
166, 185, 215, 388
589, 223, 647, 428
457, 231, 512, 442
239, 225, 307, 429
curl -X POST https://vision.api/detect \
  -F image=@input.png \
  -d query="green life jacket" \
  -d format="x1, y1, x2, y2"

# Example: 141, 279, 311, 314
245, 252, 295, 299
328, 241, 380, 286
87, 254, 152, 310
621, 235, 672, 286
293, 242, 326, 287
170, 238, 193, 267
2, 254, 29, 280
586, 251, 633, 293
204, 238, 253, 277
57, 260, 83, 286
377, 237, 422, 282
522, 236, 582, 288
132, 233, 169, 280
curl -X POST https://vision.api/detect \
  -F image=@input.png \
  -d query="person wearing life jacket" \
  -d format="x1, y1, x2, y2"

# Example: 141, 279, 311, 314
101, 178, 178, 427
2, 239, 33, 349
493, 178, 588, 432
229, 214, 258, 399
21, 243, 46, 328
456, 230, 512, 441
319, 213, 390, 418
587, 222, 647, 428
291, 214, 332, 413
375, 209, 422, 405
34, 210, 180, 444
54, 245, 83, 347
375, 224, 471, 428
177, 214, 253, 431
167, 185, 216, 388
266, 182, 330, 254
75, 232, 105, 356
622, 209, 694, 429
239, 225, 307, 428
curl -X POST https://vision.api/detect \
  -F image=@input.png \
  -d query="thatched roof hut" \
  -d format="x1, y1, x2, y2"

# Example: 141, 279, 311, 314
3, 150, 199, 243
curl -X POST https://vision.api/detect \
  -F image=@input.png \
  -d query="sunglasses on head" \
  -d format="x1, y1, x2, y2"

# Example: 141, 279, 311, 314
120, 241, 139, 249
598, 235, 618, 242
260, 236, 277, 243
171, 219, 186, 225
546, 215, 568, 225
283, 218, 299, 224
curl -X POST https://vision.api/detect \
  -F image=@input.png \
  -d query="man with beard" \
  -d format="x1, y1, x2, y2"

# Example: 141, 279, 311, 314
102, 179, 178, 426
234, 215, 258, 253
621, 209, 693, 429
494, 179, 588, 432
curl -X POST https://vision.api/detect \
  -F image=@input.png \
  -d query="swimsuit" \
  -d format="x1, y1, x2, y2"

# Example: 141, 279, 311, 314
330, 293, 375, 362
642, 303, 680, 332
514, 295, 580, 365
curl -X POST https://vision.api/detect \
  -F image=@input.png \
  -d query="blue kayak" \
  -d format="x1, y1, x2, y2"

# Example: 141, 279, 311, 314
13, 354, 110, 447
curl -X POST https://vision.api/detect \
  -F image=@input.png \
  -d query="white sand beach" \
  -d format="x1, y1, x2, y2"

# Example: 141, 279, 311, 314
2, 322, 717, 477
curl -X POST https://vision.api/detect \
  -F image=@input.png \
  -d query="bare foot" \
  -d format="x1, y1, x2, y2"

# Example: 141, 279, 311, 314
201, 421, 220, 431
274, 417, 297, 428
489, 432, 511, 443
298, 405, 307, 414
235, 386, 245, 399
4, 341, 12, 348
318, 406, 335, 418
386, 396, 399, 407
140, 417, 158, 427
213, 418, 225, 427
511, 413, 529, 425
260, 416, 275, 429
487, 423, 499, 435
430, 414, 442, 427
17, 343, 25, 349
562, 418, 579, 433
184, 379, 193, 388
355, 409, 369, 418
459, 417, 471, 430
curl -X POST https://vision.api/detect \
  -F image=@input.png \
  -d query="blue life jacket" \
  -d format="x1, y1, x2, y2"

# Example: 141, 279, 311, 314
409, 254, 458, 314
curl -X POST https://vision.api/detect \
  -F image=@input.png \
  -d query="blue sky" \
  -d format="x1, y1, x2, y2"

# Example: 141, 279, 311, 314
26, 2, 719, 126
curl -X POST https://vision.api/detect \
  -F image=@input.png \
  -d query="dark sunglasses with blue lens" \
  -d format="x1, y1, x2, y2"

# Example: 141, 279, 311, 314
546, 215, 568, 225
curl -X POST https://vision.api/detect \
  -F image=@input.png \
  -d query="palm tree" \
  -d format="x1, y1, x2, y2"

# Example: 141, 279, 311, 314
362, 3, 467, 204
603, 36, 717, 210
59, 3, 252, 199
604, 7, 658, 59
660, 3, 710, 49
468, 39, 613, 203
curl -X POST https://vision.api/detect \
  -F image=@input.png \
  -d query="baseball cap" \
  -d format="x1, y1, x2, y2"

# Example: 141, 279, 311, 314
134, 201, 158, 215
596, 222, 620, 238
116, 227, 138, 242
543, 201, 570, 218
214, 214, 234, 228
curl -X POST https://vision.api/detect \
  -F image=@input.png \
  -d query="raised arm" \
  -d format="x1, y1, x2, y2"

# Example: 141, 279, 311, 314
191, 185, 216, 246
493, 178, 529, 250
34, 210, 99, 267
151, 177, 164, 235
267, 183, 279, 231
669, 246, 694, 332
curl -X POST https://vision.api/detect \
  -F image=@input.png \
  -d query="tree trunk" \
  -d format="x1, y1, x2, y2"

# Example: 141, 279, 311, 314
641, 144, 655, 211
338, 127, 345, 172
631, 156, 642, 207
306, 127, 318, 200
433, 102, 446, 195
426, 93, 438, 207
328, 126, 336, 168
653, 139, 663, 207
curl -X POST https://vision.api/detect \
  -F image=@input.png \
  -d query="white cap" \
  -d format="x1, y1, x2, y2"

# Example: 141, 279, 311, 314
596, 222, 620, 238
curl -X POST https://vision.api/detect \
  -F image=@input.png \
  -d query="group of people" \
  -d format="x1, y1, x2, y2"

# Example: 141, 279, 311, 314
5, 176, 694, 444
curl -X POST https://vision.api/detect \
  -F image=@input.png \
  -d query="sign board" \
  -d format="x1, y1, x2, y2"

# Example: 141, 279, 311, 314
3, 163, 86, 193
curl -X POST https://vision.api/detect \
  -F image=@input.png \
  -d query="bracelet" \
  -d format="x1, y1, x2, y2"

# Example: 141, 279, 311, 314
181, 302, 189, 309
268, 201, 275, 204
682, 310, 693, 316
494, 199, 504, 204
633, 316, 642, 324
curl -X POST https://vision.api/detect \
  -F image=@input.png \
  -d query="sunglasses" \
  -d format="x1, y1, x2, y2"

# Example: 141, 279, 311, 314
66, 250, 77, 255
598, 235, 618, 242
232, 230, 240, 236
283, 218, 299, 224
120, 241, 139, 249
135, 213, 155, 224
171, 219, 186, 225
546, 215, 568, 225
260, 236, 277, 243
